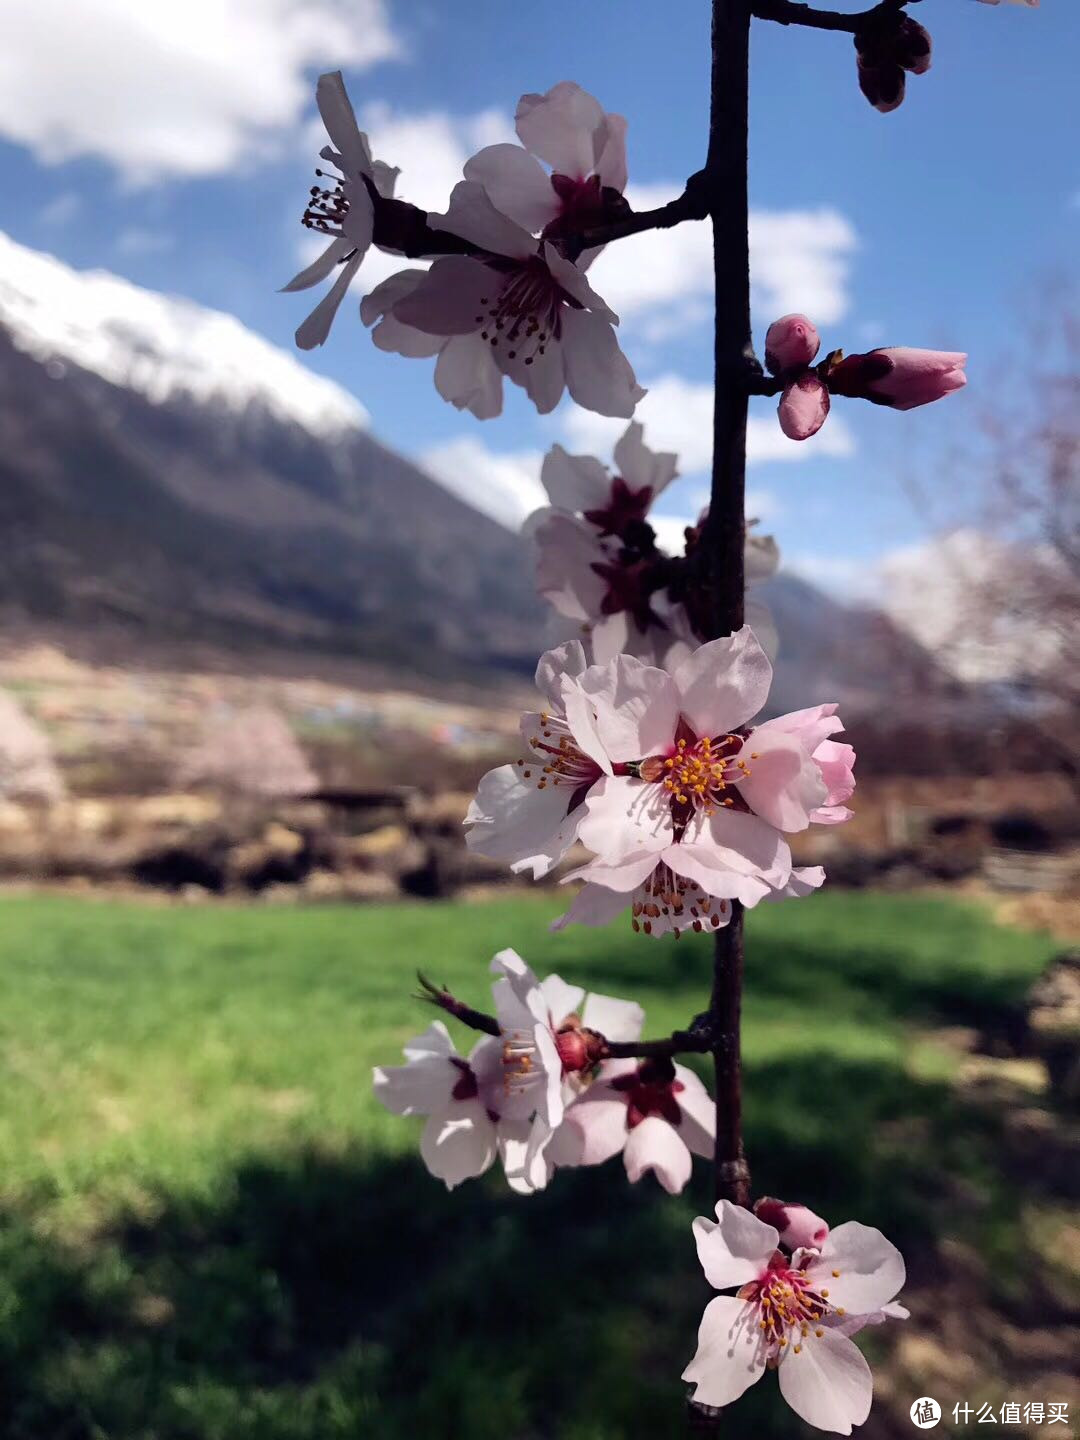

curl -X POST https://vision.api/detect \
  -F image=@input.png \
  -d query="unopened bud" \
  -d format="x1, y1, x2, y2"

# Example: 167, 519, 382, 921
754, 1196, 830, 1251
765, 314, 821, 376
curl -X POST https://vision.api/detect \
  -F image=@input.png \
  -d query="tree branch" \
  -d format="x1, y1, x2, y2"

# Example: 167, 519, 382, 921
417, 977, 717, 1061
362, 177, 709, 266
751, 0, 912, 33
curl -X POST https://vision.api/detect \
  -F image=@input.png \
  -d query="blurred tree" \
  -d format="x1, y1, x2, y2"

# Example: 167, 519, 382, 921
178, 704, 318, 797
0, 688, 65, 802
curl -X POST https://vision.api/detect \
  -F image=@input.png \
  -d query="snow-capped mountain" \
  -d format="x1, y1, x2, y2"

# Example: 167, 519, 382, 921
0, 231, 545, 679
0, 230, 367, 438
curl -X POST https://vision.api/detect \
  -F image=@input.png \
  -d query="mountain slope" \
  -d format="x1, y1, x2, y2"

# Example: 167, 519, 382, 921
0, 232, 545, 679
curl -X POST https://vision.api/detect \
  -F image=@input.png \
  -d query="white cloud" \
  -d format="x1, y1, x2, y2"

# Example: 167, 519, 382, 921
359, 103, 514, 211
586, 182, 858, 340
785, 553, 878, 601
418, 436, 544, 530
0, 0, 399, 184
561, 376, 855, 472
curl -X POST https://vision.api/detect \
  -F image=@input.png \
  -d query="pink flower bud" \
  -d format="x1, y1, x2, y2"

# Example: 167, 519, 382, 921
856, 59, 906, 114
764, 314, 820, 376
778, 372, 830, 440
828, 347, 967, 411
754, 1197, 830, 1251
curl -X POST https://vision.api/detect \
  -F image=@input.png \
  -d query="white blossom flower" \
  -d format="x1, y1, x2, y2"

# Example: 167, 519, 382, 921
683, 1200, 907, 1434
550, 1055, 715, 1194
383, 181, 644, 418
465, 640, 608, 878
283, 71, 399, 350
464, 81, 628, 243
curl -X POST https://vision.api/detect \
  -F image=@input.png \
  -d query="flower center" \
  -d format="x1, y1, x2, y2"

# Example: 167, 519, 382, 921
518, 711, 602, 801
610, 1058, 685, 1127
640, 732, 756, 816
741, 1259, 846, 1355
474, 257, 574, 366
302, 167, 350, 236
630, 863, 730, 938
501, 1030, 541, 1095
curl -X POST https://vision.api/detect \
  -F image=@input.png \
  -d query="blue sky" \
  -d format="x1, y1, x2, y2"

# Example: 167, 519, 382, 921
0, 0, 1074, 594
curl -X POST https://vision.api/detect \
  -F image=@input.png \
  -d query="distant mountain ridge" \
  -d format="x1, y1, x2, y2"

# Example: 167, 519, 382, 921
0, 230, 945, 707
0, 231, 546, 680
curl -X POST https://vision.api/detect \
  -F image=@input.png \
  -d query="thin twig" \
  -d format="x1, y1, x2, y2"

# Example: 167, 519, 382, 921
752, 0, 912, 33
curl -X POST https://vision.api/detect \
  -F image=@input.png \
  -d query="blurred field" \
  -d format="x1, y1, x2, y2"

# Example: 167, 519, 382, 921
0, 892, 1071, 1439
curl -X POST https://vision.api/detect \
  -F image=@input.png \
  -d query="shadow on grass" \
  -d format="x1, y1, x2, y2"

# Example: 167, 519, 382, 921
0, 1048, 1047, 1440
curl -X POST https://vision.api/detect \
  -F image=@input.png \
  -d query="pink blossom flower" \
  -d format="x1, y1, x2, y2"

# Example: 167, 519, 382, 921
283, 72, 400, 351
765, 314, 821, 376
464, 81, 628, 245
826, 347, 967, 411
384, 181, 644, 417
550, 1055, 715, 1194
683, 1200, 907, 1433
558, 624, 849, 856
465, 640, 608, 878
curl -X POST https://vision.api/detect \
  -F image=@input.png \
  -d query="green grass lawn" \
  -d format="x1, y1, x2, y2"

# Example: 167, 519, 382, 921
0, 891, 1059, 1439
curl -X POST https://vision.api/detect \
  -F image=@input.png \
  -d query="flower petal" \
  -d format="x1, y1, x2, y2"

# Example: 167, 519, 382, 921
534, 639, 588, 708
464, 143, 561, 233
777, 1328, 873, 1435
465, 763, 580, 877
543, 243, 617, 323
550, 880, 628, 932
316, 71, 372, 178
623, 1115, 692, 1193
295, 253, 362, 350
549, 1088, 629, 1167
581, 992, 644, 1043
593, 112, 629, 193
541, 443, 611, 512
737, 732, 828, 833
393, 255, 493, 336
515, 81, 605, 179
613, 420, 678, 499
373, 1054, 455, 1116
682, 1295, 768, 1408
434, 332, 503, 418
693, 1199, 778, 1290
815, 1222, 906, 1315
281, 235, 354, 293
671, 627, 773, 738
540, 973, 585, 1027
573, 775, 673, 861
420, 1103, 497, 1189
569, 654, 681, 764
673, 1064, 715, 1157
561, 306, 645, 418
430, 180, 537, 259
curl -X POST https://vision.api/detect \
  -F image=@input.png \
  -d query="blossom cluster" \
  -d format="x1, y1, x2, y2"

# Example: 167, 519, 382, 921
285, 36, 1012, 1430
